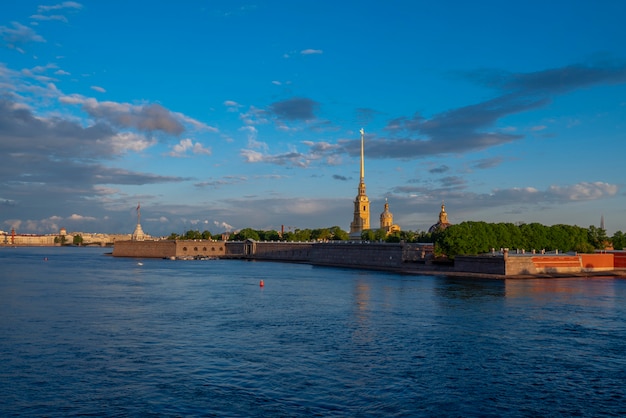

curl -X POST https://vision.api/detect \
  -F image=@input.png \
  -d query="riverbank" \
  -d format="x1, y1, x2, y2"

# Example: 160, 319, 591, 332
112, 239, 626, 278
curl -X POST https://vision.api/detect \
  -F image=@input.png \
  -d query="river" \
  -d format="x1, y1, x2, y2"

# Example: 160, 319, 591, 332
1, 247, 625, 416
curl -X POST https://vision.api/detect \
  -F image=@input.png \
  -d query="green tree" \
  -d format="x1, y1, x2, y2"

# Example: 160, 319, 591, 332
231, 228, 260, 241
385, 232, 402, 243
612, 231, 625, 250
329, 226, 349, 240
73, 235, 83, 245
292, 228, 312, 241
587, 225, 608, 250
183, 229, 202, 240
361, 229, 376, 241
519, 223, 549, 251
258, 230, 281, 241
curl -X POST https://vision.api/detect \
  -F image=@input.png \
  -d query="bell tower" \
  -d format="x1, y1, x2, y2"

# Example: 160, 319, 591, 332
349, 128, 370, 239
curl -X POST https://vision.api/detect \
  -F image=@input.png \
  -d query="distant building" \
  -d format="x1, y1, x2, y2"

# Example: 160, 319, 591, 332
349, 128, 370, 239
428, 202, 452, 233
379, 199, 401, 235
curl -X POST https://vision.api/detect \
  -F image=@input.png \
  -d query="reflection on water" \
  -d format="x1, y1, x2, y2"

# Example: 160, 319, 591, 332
436, 276, 506, 300
505, 277, 617, 302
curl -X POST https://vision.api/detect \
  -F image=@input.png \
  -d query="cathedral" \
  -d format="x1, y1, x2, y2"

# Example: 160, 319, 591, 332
428, 202, 452, 233
348, 128, 448, 238
349, 128, 370, 239
380, 199, 401, 235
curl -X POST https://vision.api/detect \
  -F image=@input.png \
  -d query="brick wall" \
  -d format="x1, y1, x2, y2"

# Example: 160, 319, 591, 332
580, 253, 614, 271
174, 240, 226, 258
608, 251, 626, 269
113, 240, 226, 258
112, 240, 177, 258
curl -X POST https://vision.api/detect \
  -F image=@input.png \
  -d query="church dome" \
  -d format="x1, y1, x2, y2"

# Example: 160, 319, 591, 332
380, 200, 393, 225
428, 202, 451, 233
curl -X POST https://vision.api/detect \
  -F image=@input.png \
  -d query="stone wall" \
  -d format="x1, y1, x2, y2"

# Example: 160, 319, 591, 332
113, 240, 177, 258
112, 240, 623, 276
310, 242, 403, 269
245, 241, 313, 261
455, 255, 506, 275
175, 240, 226, 258
112, 240, 227, 258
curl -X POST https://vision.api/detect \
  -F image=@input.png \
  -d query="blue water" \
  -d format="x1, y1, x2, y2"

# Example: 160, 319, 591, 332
1, 247, 625, 417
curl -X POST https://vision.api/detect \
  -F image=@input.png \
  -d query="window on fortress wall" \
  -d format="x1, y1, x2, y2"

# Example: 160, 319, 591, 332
211, 247, 215, 251
219, 247, 223, 251
203, 247, 207, 251
183, 247, 187, 251
194, 247, 198, 251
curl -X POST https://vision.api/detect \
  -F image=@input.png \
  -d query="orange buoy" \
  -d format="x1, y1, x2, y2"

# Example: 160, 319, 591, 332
259, 280, 264, 287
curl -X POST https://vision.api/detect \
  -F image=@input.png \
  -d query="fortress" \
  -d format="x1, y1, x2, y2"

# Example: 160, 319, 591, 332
111, 238, 626, 278
111, 128, 626, 278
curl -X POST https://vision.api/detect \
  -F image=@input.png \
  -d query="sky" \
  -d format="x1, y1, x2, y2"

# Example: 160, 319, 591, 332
1, 1, 626, 237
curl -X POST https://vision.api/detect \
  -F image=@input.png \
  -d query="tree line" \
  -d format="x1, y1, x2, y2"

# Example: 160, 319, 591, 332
431, 222, 623, 258
168, 222, 625, 258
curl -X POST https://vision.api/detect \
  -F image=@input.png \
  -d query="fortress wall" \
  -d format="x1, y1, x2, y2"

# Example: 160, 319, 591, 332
112, 240, 623, 276
225, 241, 246, 257
402, 243, 435, 261
247, 242, 313, 261
174, 240, 226, 258
614, 251, 626, 269
504, 256, 539, 275
112, 240, 177, 258
455, 255, 506, 275
529, 255, 581, 274
580, 253, 614, 271
112, 240, 227, 258
310, 242, 403, 269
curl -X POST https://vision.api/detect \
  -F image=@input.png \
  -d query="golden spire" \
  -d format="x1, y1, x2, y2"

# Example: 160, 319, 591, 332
350, 128, 370, 237
359, 128, 365, 180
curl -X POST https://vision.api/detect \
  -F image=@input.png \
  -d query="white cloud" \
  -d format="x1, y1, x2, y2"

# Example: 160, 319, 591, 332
37, 2, 83, 13
301, 49, 323, 55
91, 85, 106, 93
548, 182, 618, 201
168, 138, 212, 157
30, 14, 68, 23
68, 213, 97, 221
0, 22, 45, 47
214, 220, 234, 231
110, 132, 155, 153
240, 149, 264, 163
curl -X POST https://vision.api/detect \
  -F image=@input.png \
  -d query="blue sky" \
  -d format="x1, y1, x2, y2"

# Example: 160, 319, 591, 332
1, 1, 625, 237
